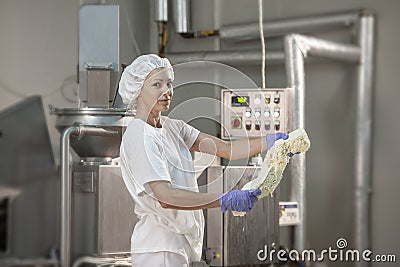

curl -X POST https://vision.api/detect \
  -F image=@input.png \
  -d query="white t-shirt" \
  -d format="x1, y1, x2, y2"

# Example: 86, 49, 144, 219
119, 116, 204, 263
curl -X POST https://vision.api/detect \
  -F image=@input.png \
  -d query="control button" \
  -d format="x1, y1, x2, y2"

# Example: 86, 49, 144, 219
255, 121, 261, 131
264, 108, 270, 118
274, 93, 280, 104
245, 121, 252, 131
274, 120, 280, 131
254, 108, 261, 118
274, 107, 280, 118
265, 94, 271, 104
245, 109, 252, 118
254, 94, 261, 105
264, 120, 271, 131
231, 117, 242, 129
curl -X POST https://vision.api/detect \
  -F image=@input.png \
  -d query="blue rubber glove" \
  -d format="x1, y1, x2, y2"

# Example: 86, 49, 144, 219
219, 189, 262, 213
266, 132, 289, 150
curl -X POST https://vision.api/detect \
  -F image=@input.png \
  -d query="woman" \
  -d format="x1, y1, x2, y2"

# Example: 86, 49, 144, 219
119, 54, 288, 267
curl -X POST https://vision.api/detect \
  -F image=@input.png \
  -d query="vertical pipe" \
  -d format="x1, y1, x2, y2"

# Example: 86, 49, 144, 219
173, 0, 190, 33
60, 126, 79, 267
284, 34, 306, 251
354, 13, 375, 267
154, 0, 168, 22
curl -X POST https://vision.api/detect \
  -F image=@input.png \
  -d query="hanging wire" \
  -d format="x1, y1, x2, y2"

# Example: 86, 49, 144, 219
258, 0, 266, 88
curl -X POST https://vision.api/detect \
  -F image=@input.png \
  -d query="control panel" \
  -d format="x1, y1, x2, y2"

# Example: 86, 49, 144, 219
221, 88, 292, 139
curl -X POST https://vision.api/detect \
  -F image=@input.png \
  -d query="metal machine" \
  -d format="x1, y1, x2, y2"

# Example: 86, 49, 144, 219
199, 89, 293, 266
50, 5, 138, 267
50, 107, 136, 262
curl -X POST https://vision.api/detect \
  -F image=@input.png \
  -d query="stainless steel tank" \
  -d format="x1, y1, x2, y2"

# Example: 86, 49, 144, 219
50, 106, 134, 160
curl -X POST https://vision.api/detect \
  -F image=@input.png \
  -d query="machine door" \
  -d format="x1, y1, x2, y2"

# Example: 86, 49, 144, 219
205, 166, 279, 266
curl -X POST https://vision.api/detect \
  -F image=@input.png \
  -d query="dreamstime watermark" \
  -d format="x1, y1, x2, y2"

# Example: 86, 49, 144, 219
257, 238, 397, 263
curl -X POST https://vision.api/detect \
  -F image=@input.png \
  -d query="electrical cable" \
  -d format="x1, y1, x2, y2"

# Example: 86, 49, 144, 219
258, 0, 266, 88
123, 3, 141, 56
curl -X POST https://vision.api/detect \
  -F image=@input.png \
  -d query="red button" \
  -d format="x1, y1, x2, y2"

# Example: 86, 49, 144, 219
245, 122, 252, 131
233, 118, 241, 128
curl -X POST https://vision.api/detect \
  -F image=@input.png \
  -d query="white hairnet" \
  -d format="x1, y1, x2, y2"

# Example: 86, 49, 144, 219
118, 54, 174, 106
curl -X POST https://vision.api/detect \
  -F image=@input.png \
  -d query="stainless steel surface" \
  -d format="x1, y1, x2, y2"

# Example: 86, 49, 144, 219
61, 126, 79, 267
87, 68, 112, 108
72, 165, 138, 256
173, 0, 190, 33
288, 34, 361, 62
79, 5, 119, 107
50, 107, 133, 158
205, 166, 223, 266
167, 50, 285, 65
355, 13, 375, 267
219, 10, 359, 41
283, 14, 375, 253
284, 34, 307, 252
205, 166, 278, 266
154, 0, 168, 22
60, 125, 118, 267
221, 88, 291, 139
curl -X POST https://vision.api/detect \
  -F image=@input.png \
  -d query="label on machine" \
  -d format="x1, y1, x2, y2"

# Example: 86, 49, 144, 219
279, 201, 300, 226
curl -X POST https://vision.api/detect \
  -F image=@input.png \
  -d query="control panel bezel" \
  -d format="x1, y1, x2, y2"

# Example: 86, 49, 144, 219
221, 88, 293, 139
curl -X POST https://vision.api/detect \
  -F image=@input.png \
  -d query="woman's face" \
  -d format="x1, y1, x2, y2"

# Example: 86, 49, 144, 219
138, 67, 174, 113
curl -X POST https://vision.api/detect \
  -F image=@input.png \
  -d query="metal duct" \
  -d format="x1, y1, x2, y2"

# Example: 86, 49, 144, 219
288, 34, 361, 63
61, 125, 118, 267
284, 34, 307, 252
284, 31, 373, 253
167, 50, 285, 65
220, 11, 360, 41
60, 126, 79, 267
173, 0, 190, 33
154, 0, 168, 22
354, 13, 375, 267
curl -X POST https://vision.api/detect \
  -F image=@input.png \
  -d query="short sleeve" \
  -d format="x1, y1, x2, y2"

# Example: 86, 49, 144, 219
123, 135, 171, 194
179, 121, 200, 149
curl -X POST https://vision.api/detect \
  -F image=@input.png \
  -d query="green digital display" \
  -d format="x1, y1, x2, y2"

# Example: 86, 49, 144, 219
231, 96, 250, 106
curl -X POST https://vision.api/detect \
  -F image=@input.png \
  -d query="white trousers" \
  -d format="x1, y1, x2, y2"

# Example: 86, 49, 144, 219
132, 252, 189, 267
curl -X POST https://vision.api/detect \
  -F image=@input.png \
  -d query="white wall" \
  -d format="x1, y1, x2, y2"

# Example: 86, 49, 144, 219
0, 0, 79, 163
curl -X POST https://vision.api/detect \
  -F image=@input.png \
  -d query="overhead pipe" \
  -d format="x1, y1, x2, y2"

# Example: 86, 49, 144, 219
60, 125, 118, 267
283, 29, 375, 252
171, 0, 218, 38
166, 38, 359, 66
173, 0, 191, 33
288, 34, 361, 63
220, 11, 360, 41
154, 0, 168, 56
354, 12, 375, 267
154, 0, 168, 22
167, 50, 285, 65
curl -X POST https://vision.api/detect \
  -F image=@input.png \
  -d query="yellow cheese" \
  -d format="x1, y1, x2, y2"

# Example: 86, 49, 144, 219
232, 128, 311, 217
